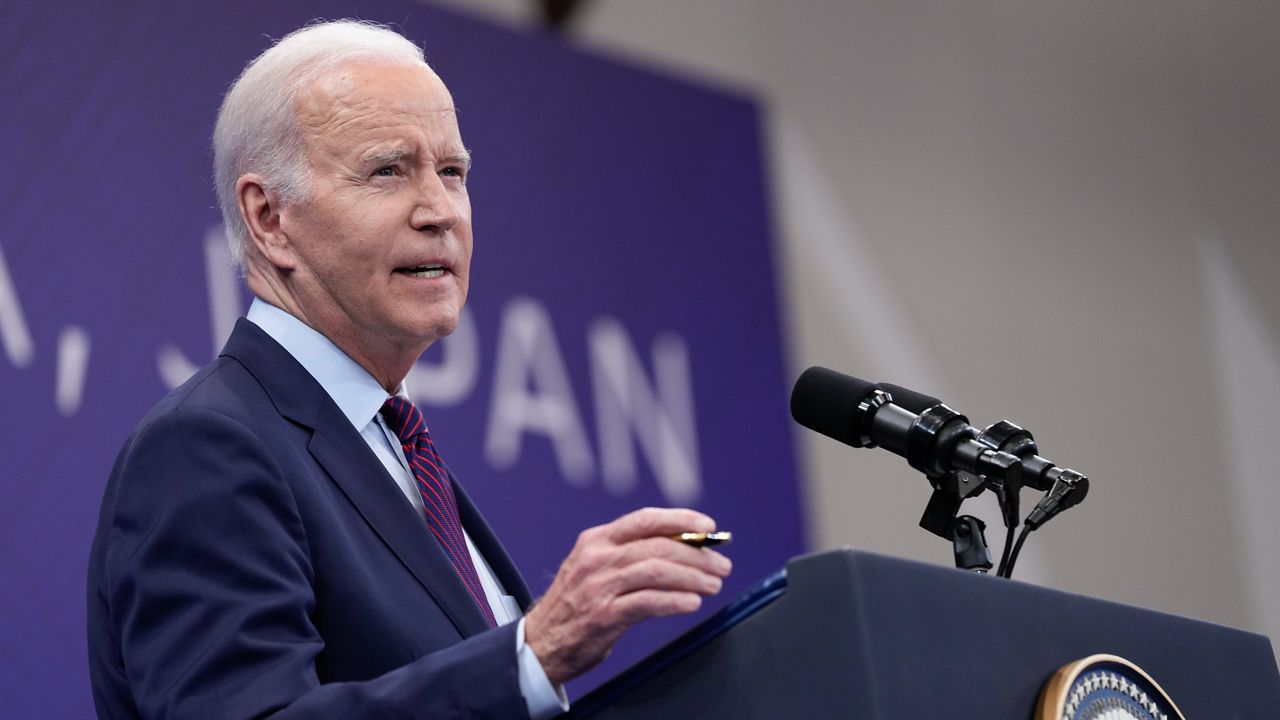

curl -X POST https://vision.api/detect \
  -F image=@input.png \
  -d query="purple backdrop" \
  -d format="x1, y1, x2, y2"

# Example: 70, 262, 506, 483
0, 1, 805, 715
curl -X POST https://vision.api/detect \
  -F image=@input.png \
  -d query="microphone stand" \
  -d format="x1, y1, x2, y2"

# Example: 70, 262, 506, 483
919, 471, 994, 573
900, 402, 1021, 574
950, 515, 993, 572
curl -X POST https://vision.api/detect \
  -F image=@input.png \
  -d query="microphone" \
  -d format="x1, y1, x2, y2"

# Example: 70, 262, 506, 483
793, 367, 1089, 531
790, 367, 1021, 481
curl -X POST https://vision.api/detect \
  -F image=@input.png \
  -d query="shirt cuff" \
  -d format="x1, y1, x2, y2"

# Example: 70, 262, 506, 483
516, 617, 569, 719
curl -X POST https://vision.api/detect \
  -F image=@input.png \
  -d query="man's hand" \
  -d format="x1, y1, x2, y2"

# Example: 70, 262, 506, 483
523, 507, 733, 686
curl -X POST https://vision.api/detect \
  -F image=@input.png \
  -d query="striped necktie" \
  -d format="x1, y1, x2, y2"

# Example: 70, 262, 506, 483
380, 396, 497, 628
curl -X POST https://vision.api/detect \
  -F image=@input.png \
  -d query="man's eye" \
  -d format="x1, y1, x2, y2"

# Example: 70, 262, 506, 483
441, 166, 465, 179
373, 166, 398, 177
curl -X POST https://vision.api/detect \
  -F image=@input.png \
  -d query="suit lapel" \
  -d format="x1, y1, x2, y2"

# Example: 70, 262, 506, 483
221, 319, 493, 638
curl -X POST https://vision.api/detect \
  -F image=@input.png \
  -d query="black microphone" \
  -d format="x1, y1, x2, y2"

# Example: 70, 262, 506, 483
790, 367, 1020, 481
798, 369, 1090, 532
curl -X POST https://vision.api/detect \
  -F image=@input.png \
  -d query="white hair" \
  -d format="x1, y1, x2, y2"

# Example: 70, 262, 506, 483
213, 19, 428, 270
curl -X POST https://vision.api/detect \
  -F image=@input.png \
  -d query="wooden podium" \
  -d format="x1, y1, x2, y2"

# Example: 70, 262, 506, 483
569, 550, 1280, 719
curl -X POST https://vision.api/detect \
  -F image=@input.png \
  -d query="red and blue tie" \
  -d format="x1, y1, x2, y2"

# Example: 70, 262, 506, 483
381, 396, 496, 628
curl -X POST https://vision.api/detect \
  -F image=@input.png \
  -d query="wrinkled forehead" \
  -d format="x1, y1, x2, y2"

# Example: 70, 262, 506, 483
294, 60, 458, 139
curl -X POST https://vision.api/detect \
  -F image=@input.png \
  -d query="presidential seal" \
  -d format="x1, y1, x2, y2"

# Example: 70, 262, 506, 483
1036, 654, 1186, 720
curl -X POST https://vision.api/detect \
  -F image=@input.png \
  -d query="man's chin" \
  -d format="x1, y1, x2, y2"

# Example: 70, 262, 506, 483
407, 313, 461, 348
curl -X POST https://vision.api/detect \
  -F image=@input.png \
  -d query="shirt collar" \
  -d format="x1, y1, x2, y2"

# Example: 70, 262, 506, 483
246, 298, 394, 430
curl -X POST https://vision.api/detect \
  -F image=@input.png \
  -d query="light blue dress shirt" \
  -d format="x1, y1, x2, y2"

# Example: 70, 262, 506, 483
247, 298, 567, 718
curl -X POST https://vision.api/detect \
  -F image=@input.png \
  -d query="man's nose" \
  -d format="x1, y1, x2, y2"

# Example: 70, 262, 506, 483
410, 174, 460, 233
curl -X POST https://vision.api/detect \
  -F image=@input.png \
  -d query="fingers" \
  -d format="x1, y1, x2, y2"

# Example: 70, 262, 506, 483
589, 510, 732, 596
600, 507, 715, 544
606, 556, 724, 597
611, 535, 732, 579
611, 590, 704, 624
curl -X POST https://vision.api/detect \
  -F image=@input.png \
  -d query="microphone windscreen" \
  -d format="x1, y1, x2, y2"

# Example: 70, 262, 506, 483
790, 367, 877, 446
877, 382, 940, 414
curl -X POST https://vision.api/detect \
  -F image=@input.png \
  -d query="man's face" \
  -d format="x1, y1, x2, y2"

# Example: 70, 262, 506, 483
281, 61, 472, 364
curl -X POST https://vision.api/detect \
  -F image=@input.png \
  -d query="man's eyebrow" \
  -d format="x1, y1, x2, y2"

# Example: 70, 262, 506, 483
359, 146, 471, 170
360, 146, 411, 166
443, 149, 473, 170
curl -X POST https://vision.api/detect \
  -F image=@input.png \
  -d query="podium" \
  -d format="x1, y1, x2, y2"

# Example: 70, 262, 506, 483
570, 550, 1280, 718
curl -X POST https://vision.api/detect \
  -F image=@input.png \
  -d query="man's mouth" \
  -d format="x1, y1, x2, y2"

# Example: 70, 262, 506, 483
396, 264, 447, 279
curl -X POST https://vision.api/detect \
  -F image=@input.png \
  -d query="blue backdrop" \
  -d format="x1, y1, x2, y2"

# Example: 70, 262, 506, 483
0, 1, 805, 715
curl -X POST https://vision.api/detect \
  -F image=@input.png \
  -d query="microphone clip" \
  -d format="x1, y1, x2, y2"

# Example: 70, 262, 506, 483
919, 471, 987, 539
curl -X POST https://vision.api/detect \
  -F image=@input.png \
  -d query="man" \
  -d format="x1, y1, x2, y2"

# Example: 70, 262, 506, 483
87, 20, 731, 719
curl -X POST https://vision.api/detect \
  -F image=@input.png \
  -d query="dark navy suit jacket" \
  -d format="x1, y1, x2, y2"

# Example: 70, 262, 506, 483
88, 319, 535, 719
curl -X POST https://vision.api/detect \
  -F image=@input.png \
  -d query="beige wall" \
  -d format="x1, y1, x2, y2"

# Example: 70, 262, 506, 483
426, 0, 1280, 645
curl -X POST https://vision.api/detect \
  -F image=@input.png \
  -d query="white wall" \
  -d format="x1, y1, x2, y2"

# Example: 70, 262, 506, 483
425, 0, 1280, 646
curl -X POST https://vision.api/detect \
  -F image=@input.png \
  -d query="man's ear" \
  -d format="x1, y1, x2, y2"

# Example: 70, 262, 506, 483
237, 174, 297, 271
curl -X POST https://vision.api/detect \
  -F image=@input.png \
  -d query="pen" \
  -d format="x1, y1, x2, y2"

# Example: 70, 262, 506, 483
671, 531, 733, 547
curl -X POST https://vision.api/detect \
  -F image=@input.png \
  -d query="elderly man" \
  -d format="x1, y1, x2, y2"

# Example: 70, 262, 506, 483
87, 20, 730, 719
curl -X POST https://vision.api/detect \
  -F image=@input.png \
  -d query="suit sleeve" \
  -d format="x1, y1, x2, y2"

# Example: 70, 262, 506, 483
99, 404, 532, 720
